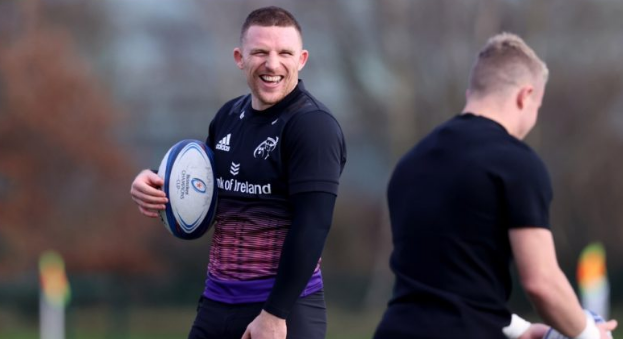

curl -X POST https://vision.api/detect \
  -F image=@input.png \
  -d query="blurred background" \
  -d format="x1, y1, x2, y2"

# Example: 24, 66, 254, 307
1, 0, 622, 338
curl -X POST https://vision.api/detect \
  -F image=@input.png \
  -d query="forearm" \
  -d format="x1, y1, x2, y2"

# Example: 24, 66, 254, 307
263, 192, 336, 319
510, 228, 592, 338
524, 267, 586, 337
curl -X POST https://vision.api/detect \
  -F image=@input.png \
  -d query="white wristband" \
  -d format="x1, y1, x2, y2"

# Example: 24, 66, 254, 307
503, 314, 532, 339
573, 310, 599, 339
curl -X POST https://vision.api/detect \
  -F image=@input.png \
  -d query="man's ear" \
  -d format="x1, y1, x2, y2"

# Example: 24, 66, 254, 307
233, 48, 244, 69
298, 49, 309, 71
516, 85, 534, 110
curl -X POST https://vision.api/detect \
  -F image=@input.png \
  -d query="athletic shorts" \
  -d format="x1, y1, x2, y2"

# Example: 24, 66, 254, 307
188, 290, 327, 339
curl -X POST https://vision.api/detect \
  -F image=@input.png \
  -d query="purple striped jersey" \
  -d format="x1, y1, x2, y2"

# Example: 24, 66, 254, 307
203, 82, 346, 304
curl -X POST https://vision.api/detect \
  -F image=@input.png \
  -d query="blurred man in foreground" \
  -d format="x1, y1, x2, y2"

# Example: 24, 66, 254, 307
374, 32, 617, 339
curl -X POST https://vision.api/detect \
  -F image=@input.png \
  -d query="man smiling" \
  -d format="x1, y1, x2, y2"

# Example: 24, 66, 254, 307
130, 6, 346, 339
235, 22, 306, 110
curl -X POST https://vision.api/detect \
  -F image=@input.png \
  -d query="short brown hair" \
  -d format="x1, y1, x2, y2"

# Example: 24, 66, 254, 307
240, 6, 302, 42
468, 32, 548, 97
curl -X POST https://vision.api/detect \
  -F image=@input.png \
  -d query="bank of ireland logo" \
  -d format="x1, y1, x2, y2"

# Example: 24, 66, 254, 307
253, 136, 279, 160
230, 162, 240, 176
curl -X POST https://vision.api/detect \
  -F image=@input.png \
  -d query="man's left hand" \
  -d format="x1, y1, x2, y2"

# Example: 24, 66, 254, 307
241, 310, 287, 339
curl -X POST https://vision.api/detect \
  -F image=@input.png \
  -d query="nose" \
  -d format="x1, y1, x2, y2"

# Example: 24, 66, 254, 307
265, 52, 279, 71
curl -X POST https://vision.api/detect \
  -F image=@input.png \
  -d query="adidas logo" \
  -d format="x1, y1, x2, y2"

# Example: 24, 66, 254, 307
216, 134, 231, 152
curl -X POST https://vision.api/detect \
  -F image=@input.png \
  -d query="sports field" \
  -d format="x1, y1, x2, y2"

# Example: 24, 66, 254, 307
1, 306, 620, 339
0, 306, 382, 339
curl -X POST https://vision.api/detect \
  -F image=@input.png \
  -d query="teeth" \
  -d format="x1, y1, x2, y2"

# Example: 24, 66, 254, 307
261, 75, 282, 83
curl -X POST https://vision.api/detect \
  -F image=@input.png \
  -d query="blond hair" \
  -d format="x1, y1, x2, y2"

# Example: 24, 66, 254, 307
468, 32, 548, 97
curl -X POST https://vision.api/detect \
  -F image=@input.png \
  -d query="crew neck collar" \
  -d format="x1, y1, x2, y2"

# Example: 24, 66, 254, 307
460, 112, 509, 135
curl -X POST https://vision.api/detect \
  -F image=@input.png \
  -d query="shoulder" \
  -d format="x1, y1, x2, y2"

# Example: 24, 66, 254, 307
283, 109, 345, 150
296, 89, 332, 115
490, 140, 551, 190
501, 140, 547, 172
288, 90, 342, 130
279, 84, 336, 122
281, 95, 346, 162
291, 109, 342, 131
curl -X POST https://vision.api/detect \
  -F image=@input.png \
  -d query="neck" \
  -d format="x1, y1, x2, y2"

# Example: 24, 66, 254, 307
251, 81, 300, 111
462, 98, 523, 139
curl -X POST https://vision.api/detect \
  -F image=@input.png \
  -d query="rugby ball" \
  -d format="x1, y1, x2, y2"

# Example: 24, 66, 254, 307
157, 139, 217, 240
542, 310, 609, 339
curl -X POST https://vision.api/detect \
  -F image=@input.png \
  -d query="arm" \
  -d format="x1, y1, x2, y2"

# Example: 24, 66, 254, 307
503, 144, 616, 338
510, 228, 596, 337
242, 109, 345, 338
265, 191, 335, 317
242, 191, 336, 339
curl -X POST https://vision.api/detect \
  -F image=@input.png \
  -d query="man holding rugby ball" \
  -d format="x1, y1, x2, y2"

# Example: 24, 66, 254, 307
131, 6, 346, 339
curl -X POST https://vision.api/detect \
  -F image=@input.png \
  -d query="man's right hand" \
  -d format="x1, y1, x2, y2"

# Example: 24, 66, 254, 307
130, 169, 168, 218
523, 319, 617, 339
598, 319, 617, 338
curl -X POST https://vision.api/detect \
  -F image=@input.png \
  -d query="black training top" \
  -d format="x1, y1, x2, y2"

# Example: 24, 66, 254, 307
375, 113, 552, 339
202, 80, 347, 307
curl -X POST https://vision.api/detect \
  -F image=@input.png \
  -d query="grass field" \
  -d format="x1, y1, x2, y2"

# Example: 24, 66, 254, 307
1, 306, 620, 339
0, 306, 383, 339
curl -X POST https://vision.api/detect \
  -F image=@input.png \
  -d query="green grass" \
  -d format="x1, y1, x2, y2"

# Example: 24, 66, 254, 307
0, 332, 36, 339
0, 306, 379, 339
1, 305, 620, 339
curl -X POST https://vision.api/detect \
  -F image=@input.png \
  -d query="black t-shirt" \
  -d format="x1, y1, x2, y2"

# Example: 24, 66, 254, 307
202, 80, 347, 304
375, 113, 552, 339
